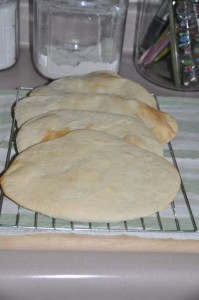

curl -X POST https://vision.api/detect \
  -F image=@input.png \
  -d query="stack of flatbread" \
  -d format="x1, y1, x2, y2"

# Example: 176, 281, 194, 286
0, 71, 181, 223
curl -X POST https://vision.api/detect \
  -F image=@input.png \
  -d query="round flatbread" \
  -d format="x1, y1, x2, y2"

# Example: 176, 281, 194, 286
15, 93, 178, 144
30, 71, 157, 108
16, 109, 163, 156
1, 129, 180, 223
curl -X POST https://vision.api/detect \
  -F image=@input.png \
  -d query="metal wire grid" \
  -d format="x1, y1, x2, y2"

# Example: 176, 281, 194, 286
0, 87, 197, 233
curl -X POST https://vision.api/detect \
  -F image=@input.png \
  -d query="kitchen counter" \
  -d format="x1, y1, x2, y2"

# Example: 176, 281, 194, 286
0, 3, 199, 299
0, 233, 199, 252
0, 9, 199, 300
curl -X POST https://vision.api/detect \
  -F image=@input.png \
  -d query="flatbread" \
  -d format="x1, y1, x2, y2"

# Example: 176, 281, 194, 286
30, 71, 157, 108
16, 109, 163, 156
14, 93, 178, 144
0, 129, 180, 223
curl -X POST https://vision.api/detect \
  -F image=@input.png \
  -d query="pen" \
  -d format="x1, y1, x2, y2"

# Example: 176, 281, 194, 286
141, 0, 169, 50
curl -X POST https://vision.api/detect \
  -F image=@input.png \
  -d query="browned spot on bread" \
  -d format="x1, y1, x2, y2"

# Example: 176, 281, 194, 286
135, 104, 178, 144
41, 128, 70, 142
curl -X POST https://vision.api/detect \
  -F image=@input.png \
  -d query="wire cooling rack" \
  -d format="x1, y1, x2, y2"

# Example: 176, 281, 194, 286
0, 88, 197, 233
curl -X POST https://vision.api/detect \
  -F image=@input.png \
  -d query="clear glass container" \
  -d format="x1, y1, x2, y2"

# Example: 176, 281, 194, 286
0, 0, 19, 70
32, 0, 128, 79
134, 0, 199, 91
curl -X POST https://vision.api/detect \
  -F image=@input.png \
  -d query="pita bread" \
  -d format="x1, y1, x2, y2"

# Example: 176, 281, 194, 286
0, 130, 180, 223
15, 93, 178, 144
30, 71, 157, 108
16, 109, 163, 156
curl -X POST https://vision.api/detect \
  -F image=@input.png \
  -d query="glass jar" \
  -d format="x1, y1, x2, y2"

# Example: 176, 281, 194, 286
0, 0, 19, 70
134, 0, 199, 91
32, 0, 129, 79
